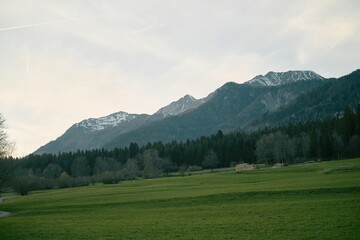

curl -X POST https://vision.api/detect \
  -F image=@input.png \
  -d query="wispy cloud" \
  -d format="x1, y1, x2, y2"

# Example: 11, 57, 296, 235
0, 15, 104, 32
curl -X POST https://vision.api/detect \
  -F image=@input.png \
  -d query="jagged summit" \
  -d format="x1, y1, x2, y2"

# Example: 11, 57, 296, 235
71, 93, 207, 133
74, 94, 207, 133
245, 70, 324, 87
76, 111, 138, 131
155, 94, 205, 117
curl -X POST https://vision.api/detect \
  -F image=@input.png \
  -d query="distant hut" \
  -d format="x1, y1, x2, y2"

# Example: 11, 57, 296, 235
235, 163, 255, 172
272, 163, 288, 168
302, 161, 315, 165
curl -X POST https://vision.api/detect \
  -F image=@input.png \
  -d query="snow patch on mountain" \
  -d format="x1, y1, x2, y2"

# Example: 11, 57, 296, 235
76, 112, 137, 131
75, 94, 208, 132
245, 70, 324, 87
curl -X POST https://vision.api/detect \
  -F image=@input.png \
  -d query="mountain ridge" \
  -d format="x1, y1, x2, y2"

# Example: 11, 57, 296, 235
104, 78, 327, 149
35, 70, 360, 154
246, 70, 324, 87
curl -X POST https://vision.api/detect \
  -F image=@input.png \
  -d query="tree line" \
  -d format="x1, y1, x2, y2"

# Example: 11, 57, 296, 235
1, 105, 360, 195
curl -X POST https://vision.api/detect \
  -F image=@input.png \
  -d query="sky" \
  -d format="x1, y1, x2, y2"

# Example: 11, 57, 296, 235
0, 0, 359, 157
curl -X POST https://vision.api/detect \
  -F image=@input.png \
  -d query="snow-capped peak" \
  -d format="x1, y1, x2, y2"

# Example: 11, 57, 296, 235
155, 94, 205, 117
76, 111, 137, 131
245, 70, 324, 87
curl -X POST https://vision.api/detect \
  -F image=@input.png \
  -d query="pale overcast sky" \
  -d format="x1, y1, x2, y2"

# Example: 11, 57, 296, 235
1, 0, 359, 156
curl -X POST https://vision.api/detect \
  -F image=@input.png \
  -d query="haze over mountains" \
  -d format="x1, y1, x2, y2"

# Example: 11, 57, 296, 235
35, 70, 360, 154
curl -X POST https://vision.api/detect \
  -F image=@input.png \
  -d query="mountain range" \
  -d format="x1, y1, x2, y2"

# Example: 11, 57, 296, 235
35, 69, 360, 154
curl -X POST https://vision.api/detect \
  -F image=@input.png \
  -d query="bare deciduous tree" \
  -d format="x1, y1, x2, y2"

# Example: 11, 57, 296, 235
0, 114, 16, 195
273, 132, 295, 164
142, 149, 164, 178
11, 169, 35, 196
121, 158, 140, 180
255, 132, 295, 165
0, 114, 15, 158
202, 149, 219, 172
255, 134, 275, 165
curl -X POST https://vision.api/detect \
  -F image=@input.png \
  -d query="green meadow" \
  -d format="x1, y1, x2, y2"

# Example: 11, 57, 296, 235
1, 159, 360, 239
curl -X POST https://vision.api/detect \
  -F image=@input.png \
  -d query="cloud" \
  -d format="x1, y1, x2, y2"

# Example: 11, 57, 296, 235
278, 0, 360, 70
0, 16, 100, 32
0, 0, 359, 156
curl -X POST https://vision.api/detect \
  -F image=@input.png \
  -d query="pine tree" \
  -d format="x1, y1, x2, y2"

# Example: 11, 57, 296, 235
341, 107, 356, 143
355, 104, 360, 136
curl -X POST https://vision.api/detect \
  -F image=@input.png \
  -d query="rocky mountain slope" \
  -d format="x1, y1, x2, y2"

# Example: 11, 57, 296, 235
155, 94, 208, 117
246, 70, 324, 87
251, 69, 360, 128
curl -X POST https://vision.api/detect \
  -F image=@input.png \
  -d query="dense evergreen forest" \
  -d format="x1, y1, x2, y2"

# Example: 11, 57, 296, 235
1, 105, 360, 195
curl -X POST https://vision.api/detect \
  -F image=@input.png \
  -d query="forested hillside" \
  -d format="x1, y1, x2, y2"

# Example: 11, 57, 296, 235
1, 105, 359, 195
104, 79, 326, 149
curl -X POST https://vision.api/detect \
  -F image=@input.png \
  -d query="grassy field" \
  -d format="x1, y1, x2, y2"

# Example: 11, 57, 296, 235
1, 158, 360, 239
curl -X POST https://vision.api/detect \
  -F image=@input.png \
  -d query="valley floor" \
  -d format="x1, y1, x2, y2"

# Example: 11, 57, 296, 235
1, 158, 360, 239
